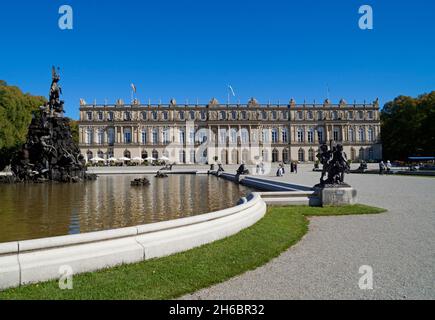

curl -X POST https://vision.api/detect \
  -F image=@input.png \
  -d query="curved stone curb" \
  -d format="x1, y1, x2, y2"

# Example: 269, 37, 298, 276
0, 193, 266, 290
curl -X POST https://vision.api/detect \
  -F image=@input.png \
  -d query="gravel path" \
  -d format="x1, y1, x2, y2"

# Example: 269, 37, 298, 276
183, 168, 435, 299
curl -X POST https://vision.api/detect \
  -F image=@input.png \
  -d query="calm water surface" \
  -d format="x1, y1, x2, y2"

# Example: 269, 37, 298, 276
0, 175, 252, 242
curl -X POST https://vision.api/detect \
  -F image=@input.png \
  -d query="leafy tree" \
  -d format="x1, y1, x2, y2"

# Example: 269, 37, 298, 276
381, 91, 435, 160
0, 81, 46, 170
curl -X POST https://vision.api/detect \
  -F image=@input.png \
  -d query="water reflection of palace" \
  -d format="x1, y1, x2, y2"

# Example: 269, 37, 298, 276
0, 176, 250, 242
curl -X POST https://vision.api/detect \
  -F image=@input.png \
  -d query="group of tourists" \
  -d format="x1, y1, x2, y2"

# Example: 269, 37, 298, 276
379, 160, 392, 175
276, 162, 298, 177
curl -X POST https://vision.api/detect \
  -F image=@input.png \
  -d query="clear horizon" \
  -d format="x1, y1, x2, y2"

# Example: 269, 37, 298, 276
1, 0, 434, 120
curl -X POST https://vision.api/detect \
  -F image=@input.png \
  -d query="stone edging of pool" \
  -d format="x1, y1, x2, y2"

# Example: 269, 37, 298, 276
0, 192, 267, 290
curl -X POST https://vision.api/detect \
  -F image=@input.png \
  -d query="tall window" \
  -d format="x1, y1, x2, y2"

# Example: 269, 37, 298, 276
97, 129, 104, 144
359, 127, 365, 142
271, 128, 278, 143
98, 112, 103, 121
163, 128, 170, 144
189, 128, 195, 144
262, 129, 269, 143
348, 111, 354, 120
241, 129, 249, 144
86, 129, 93, 144
262, 111, 267, 120
152, 111, 158, 120
367, 111, 373, 120
124, 128, 132, 144
231, 111, 237, 120
86, 112, 93, 121
189, 111, 195, 120
241, 111, 247, 120
230, 129, 238, 144
141, 112, 147, 120
219, 129, 227, 144
308, 149, 315, 162
297, 111, 303, 120
307, 129, 314, 143
333, 128, 340, 141
124, 112, 131, 121
307, 111, 313, 120
367, 127, 374, 142
108, 128, 115, 145
179, 111, 185, 120
108, 111, 114, 121
348, 128, 354, 142
179, 129, 185, 144
152, 128, 158, 144
197, 129, 207, 144
297, 128, 304, 143
271, 111, 277, 120
282, 128, 288, 143
358, 111, 364, 120
298, 149, 305, 162
141, 129, 147, 144
220, 111, 226, 120
200, 111, 207, 120
317, 127, 324, 143
162, 111, 168, 120
332, 111, 338, 120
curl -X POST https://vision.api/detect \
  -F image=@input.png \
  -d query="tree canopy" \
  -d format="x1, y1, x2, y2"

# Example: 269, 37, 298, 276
381, 91, 435, 161
0, 81, 46, 169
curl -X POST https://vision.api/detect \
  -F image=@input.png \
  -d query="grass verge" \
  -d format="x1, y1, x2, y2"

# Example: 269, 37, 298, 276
0, 204, 386, 300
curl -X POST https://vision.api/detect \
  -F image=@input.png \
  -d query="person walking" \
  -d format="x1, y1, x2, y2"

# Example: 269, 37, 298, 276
294, 162, 298, 174
379, 161, 385, 175
386, 160, 392, 174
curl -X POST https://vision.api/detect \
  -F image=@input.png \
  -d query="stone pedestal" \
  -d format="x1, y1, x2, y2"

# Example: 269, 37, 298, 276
315, 186, 357, 206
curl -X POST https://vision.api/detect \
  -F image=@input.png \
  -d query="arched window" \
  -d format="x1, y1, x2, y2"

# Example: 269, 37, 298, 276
231, 149, 238, 163
350, 148, 356, 161
221, 149, 228, 164
333, 127, 340, 142
220, 111, 226, 120
282, 148, 289, 163
162, 111, 168, 120
272, 149, 279, 163
359, 148, 365, 160
241, 111, 247, 120
308, 148, 315, 162
141, 150, 148, 159
200, 111, 207, 120
162, 128, 170, 144
298, 149, 305, 162
231, 111, 237, 120
152, 149, 159, 159
86, 150, 93, 161
141, 111, 147, 120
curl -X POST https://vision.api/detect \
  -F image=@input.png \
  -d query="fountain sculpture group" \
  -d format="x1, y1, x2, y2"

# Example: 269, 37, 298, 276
7, 67, 95, 183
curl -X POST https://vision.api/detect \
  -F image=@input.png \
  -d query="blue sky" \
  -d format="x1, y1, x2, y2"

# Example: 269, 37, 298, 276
0, 0, 434, 119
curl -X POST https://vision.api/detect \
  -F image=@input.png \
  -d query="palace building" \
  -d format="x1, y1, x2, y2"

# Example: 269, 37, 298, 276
78, 97, 382, 164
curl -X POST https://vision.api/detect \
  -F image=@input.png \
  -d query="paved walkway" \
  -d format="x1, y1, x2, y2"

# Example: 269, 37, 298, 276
182, 167, 435, 299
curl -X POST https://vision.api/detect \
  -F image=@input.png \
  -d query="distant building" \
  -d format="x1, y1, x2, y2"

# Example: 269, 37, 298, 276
78, 97, 382, 164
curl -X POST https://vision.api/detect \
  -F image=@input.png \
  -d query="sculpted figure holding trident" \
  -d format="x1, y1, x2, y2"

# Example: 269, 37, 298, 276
49, 66, 65, 115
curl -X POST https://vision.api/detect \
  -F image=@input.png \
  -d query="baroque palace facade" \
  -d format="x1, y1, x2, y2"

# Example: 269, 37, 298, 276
78, 98, 382, 164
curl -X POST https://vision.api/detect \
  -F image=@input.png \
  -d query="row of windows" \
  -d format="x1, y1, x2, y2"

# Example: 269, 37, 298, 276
84, 126, 376, 145
85, 109, 376, 122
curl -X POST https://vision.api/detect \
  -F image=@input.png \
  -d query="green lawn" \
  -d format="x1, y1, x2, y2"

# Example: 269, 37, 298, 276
0, 204, 386, 300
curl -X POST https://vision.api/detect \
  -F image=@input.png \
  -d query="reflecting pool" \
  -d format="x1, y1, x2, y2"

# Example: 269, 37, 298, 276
0, 175, 252, 242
